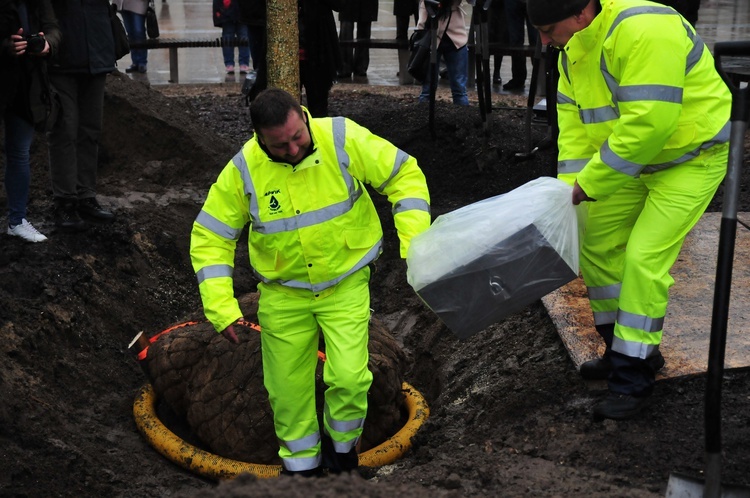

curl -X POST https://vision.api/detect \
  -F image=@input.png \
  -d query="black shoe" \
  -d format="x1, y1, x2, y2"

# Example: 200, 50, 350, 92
321, 433, 359, 474
580, 357, 612, 380
502, 79, 525, 91
337, 71, 352, 79
280, 467, 323, 478
77, 197, 115, 223
54, 199, 87, 232
592, 393, 651, 421
493, 76, 502, 85
125, 64, 147, 74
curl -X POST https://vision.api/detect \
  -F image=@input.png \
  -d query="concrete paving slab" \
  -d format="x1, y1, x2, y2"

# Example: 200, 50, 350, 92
543, 212, 750, 385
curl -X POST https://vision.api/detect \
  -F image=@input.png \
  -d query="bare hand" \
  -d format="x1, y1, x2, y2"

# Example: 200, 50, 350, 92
221, 324, 240, 344
572, 181, 594, 205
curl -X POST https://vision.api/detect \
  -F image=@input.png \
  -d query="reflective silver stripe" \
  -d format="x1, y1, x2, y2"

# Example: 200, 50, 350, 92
587, 283, 621, 301
331, 436, 359, 454
618, 309, 664, 332
195, 264, 233, 284
642, 122, 731, 173
325, 406, 365, 434
279, 431, 320, 453
255, 241, 382, 292
281, 455, 321, 472
606, 6, 677, 40
195, 210, 242, 240
375, 149, 407, 193
601, 140, 644, 177
579, 106, 619, 124
617, 85, 683, 104
557, 92, 575, 106
558, 159, 588, 175
393, 198, 430, 216
561, 51, 570, 82
332, 117, 356, 195
593, 311, 617, 326
232, 149, 259, 223
684, 26, 704, 74
612, 336, 660, 359
254, 189, 364, 235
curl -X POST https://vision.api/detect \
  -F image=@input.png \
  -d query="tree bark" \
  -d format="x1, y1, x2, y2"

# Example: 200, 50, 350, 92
266, 0, 300, 99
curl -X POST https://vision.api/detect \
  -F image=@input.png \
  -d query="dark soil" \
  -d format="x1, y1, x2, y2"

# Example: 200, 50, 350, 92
1, 71, 749, 497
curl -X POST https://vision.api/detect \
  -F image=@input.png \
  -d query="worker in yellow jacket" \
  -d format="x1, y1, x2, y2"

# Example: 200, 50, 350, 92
190, 88, 431, 475
527, 0, 730, 420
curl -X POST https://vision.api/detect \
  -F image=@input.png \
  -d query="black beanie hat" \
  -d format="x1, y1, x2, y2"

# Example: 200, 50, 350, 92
527, 0, 590, 26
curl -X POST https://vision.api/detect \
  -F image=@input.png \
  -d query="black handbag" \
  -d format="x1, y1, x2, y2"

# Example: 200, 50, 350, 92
109, 3, 130, 59
146, 1, 159, 39
407, 29, 431, 82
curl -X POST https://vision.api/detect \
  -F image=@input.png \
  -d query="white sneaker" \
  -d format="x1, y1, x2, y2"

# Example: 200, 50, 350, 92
8, 219, 48, 242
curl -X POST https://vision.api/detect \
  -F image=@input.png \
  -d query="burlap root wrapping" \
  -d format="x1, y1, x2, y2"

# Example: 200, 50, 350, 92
145, 292, 408, 464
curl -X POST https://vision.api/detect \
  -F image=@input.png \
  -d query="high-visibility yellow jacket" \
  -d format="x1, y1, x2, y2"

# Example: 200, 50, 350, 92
191, 109, 431, 332
556, 0, 731, 199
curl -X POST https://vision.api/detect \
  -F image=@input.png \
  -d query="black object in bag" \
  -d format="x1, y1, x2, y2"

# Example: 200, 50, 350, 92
109, 4, 130, 59
407, 29, 431, 82
146, 1, 159, 39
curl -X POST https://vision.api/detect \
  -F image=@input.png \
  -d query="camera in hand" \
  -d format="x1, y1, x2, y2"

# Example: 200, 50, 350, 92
25, 34, 46, 55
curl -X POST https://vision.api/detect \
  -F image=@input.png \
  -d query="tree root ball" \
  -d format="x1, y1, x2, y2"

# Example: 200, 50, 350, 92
144, 292, 408, 464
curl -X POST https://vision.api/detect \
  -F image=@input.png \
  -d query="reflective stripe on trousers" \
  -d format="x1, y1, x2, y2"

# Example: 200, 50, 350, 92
258, 266, 373, 471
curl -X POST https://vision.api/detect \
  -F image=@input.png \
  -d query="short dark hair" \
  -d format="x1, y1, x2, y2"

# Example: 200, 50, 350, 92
250, 88, 304, 132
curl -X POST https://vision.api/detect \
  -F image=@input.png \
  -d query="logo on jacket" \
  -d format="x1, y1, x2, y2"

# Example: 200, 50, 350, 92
265, 189, 282, 215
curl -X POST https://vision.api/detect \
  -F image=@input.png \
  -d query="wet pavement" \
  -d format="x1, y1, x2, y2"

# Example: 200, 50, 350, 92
121, 0, 750, 96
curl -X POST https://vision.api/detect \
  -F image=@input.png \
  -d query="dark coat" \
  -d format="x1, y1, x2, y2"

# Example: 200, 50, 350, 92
338, 0, 378, 23
237, 0, 265, 27
393, 0, 418, 17
299, 0, 342, 81
1, 0, 61, 124
49, 0, 115, 75
212, 0, 241, 27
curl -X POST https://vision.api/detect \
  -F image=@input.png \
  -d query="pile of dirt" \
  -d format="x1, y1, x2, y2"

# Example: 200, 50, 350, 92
1, 73, 749, 497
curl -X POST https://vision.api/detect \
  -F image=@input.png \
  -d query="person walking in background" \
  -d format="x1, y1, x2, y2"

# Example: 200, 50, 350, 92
115, 0, 148, 73
416, 0, 470, 106
1, 0, 60, 242
190, 87, 431, 477
527, 0, 730, 420
501, 0, 536, 91
393, 0, 418, 41
237, 0, 263, 71
337, 0, 378, 78
47, 0, 117, 232
213, 0, 251, 74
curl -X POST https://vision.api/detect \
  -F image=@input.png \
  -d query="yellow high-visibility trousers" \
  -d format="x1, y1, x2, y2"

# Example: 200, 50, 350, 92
257, 266, 373, 471
580, 143, 728, 395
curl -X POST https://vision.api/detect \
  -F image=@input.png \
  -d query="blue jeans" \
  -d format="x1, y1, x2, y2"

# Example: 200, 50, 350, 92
3, 112, 35, 226
122, 11, 148, 66
221, 22, 251, 67
419, 39, 469, 106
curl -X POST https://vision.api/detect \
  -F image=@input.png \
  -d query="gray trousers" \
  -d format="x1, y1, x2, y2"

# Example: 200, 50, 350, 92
47, 73, 107, 200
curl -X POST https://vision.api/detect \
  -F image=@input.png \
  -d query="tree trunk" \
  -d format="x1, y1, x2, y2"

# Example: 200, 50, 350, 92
266, 0, 300, 99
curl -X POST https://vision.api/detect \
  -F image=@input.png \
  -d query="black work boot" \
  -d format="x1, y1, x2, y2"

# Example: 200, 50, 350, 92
54, 199, 87, 232
592, 392, 651, 421
321, 433, 359, 474
77, 197, 115, 223
579, 324, 615, 380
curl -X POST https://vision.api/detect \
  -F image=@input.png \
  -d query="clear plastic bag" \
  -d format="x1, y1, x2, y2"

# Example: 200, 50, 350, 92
406, 176, 580, 339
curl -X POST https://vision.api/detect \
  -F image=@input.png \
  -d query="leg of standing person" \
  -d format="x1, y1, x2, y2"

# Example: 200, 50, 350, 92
300, 59, 331, 117
503, 0, 527, 91
442, 39, 469, 106
396, 14, 410, 40
221, 22, 238, 73
47, 73, 86, 232
353, 21, 371, 76
3, 112, 47, 242
338, 20, 354, 78
248, 25, 264, 70
237, 23, 251, 73
121, 11, 148, 73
